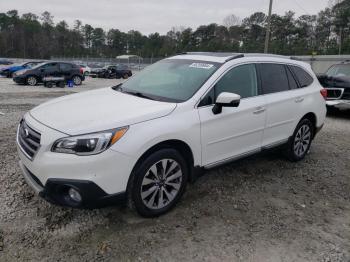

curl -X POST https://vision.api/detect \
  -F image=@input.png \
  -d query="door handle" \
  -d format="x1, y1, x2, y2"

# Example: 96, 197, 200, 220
295, 97, 304, 103
253, 106, 266, 114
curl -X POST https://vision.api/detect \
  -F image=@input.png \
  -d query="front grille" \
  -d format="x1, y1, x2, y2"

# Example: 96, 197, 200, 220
17, 120, 41, 159
326, 88, 344, 100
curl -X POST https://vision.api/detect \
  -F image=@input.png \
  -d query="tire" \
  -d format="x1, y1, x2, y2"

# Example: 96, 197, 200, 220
130, 148, 188, 217
123, 73, 129, 79
26, 76, 38, 86
72, 75, 82, 86
285, 118, 314, 162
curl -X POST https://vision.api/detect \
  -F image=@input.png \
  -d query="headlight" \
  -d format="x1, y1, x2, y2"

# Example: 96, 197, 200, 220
51, 127, 128, 155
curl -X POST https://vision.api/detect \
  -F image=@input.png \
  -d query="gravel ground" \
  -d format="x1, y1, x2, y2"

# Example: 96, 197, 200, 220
0, 77, 349, 262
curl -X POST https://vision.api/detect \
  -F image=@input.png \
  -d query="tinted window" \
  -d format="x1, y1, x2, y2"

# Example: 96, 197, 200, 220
259, 63, 289, 94
286, 67, 299, 90
41, 63, 58, 71
60, 63, 73, 70
198, 87, 215, 107
215, 64, 258, 100
117, 65, 127, 70
290, 66, 313, 87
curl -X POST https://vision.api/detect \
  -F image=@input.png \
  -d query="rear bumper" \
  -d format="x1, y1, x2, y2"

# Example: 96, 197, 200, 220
19, 160, 127, 209
326, 100, 350, 108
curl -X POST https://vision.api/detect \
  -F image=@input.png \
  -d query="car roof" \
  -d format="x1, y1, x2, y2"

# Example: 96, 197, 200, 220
168, 52, 298, 63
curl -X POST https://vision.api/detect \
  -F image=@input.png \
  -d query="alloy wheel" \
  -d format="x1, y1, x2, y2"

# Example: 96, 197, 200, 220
73, 76, 82, 85
27, 76, 37, 86
294, 124, 311, 157
140, 159, 182, 210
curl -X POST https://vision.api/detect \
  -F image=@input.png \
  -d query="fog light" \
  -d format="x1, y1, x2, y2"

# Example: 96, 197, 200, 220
68, 188, 82, 203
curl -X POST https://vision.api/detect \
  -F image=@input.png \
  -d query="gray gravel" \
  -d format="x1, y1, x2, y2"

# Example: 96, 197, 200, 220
0, 77, 349, 262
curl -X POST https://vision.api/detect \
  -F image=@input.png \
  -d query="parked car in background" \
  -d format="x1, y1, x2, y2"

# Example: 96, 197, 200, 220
90, 64, 132, 79
317, 61, 350, 109
79, 64, 91, 76
17, 53, 326, 217
0, 61, 43, 78
115, 64, 132, 79
0, 58, 13, 65
13, 62, 85, 86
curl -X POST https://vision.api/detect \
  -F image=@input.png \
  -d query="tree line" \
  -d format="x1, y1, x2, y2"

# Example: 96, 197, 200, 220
0, 0, 349, 59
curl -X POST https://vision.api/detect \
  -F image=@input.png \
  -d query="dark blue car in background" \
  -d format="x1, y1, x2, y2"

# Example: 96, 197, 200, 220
0, 61, 43, 78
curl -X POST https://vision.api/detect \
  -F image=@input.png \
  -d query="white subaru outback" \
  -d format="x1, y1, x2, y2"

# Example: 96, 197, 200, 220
17, 53, 327, 217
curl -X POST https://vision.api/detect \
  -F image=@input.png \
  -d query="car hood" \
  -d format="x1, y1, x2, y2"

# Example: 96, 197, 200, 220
30, 87, 177, 135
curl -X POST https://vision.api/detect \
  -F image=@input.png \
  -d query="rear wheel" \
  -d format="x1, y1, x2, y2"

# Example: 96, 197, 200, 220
123, 73, 129, 79
72, 75, 82, 85
131, 149, 188, 217
26, 76, 38, 86
285, 118, 314, 161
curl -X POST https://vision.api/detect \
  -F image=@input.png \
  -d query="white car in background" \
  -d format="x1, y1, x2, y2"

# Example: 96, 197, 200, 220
17, 53, 326, 217
79, 64, 91, 76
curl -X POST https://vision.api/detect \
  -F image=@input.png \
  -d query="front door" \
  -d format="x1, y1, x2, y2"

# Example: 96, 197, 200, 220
198, 64, 267, 166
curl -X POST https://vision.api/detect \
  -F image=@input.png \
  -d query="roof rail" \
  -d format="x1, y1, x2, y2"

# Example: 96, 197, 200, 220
225, 54, 244, 62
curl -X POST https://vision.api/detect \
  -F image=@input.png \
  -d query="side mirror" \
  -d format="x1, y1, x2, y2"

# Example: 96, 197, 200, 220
212, 92, 241, 115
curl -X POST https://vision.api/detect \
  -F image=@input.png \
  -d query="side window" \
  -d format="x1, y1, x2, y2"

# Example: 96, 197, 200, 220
41, 63, 58, 71
215, 64, 258, 100
198, 88, 215, 107
259, 63, 289, 94
290, 66, 313, 87
60, 63, 72, 71
286, 66, 299, 90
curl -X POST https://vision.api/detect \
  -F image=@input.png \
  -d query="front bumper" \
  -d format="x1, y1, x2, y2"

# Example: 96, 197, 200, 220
19, 161, 126, 208
17, 114, 136, 208
13, 75, 26, 84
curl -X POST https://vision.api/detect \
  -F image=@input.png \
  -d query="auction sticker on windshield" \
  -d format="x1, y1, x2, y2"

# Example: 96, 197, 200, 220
189, 63, 214, 69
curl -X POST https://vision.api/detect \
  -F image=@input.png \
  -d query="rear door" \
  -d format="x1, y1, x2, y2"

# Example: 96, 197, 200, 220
258, 63, 305, 147
59, 63, 74, 80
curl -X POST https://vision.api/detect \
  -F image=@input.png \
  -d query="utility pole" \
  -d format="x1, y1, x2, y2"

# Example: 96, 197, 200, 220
264, 0, 273, 53
338, 27, 342, 55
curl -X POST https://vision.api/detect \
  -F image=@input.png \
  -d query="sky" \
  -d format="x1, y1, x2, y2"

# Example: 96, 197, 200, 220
1, 0, 330, 35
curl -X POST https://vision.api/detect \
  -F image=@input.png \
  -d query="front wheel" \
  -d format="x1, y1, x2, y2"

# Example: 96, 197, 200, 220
26, 76, 38, 86
285, 118, 314, 162
131, 149, 188, 217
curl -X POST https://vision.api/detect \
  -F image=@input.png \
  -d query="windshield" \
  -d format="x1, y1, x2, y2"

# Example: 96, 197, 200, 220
117, 59, 220, 102
326, 64, 350, 77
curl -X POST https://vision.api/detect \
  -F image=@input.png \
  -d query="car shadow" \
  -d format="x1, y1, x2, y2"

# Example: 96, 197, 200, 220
327, 108, 350, 120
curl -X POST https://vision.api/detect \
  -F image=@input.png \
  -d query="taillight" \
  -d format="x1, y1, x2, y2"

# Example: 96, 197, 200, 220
320, 88, 327, 100
80, 68, 84, 74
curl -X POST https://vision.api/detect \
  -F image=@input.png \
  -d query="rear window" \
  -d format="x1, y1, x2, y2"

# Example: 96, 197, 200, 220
259, 63, 289, 94
290, 66, 313, 87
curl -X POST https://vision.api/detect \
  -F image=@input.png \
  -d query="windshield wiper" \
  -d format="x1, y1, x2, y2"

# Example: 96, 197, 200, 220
124, 90, 155, 100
